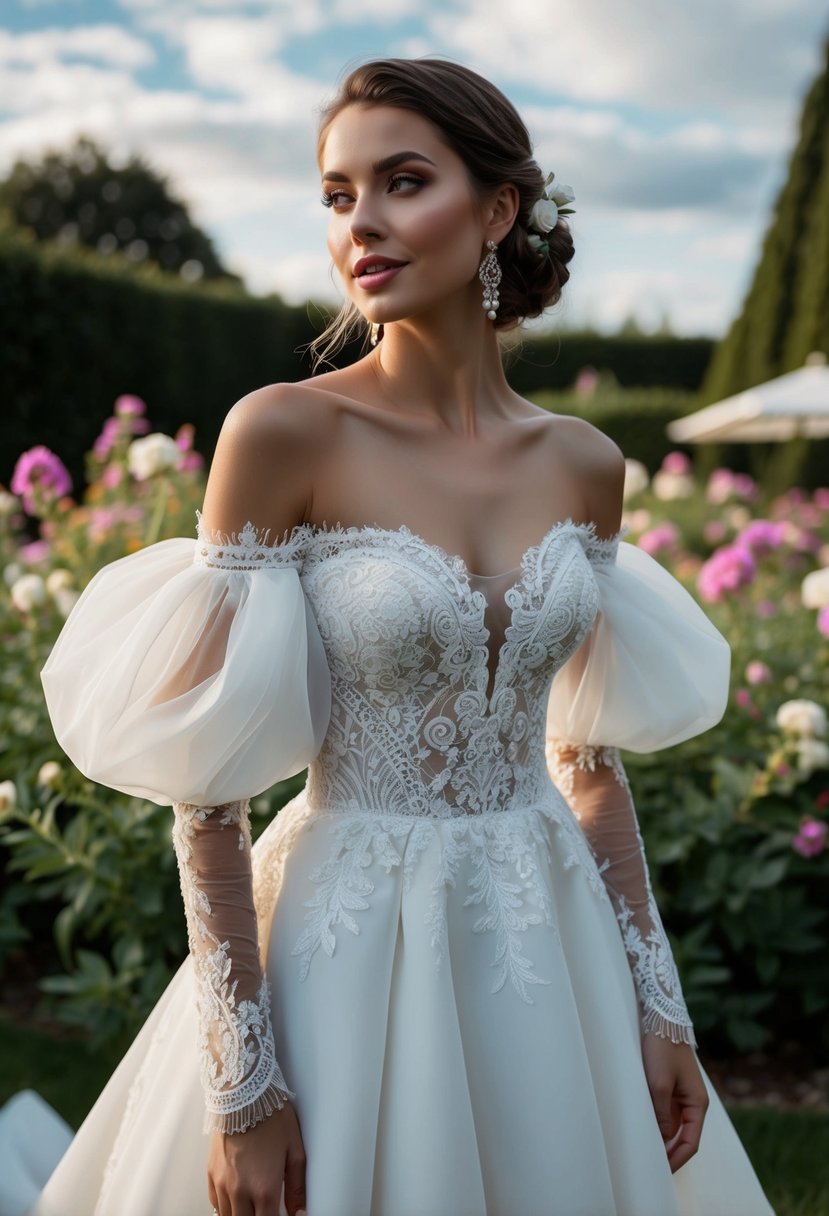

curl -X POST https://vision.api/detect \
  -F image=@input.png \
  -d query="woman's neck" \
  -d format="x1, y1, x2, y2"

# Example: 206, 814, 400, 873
370, 307, 514, 438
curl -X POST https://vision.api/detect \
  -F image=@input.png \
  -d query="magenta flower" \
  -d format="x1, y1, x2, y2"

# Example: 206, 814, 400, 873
704, 520, 727, 544
697, 544, 756, 603
746, 661, 772, 686
818, 606, 829, 639
637, 522, 680, 556
792, 817, 828, 858
114, 395, 146, 417
814, 488, 829, 511
11, 446, 72, 515
737, 519, 786, 557
93, 417, 121, 460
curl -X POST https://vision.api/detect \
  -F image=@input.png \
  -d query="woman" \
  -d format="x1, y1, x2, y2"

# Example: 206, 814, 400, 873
14, 57, 774, 1216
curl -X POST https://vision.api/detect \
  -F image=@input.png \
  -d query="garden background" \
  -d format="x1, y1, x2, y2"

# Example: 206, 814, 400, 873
1, 29, 829, 1216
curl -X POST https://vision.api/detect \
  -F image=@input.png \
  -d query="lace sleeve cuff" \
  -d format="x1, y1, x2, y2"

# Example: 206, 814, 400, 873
172, 799, 296, 1134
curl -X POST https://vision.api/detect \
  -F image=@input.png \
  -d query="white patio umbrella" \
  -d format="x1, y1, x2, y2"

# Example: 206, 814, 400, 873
667, 352, 829, 443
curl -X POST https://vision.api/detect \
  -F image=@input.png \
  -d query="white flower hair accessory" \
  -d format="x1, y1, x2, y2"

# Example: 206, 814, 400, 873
527, 171, 575, 257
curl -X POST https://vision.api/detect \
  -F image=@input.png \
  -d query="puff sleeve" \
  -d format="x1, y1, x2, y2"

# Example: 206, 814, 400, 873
545, 540, 730, 1046
40, 513, 331, 1133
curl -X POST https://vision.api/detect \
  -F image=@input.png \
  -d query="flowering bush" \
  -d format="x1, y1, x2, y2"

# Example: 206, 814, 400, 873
621, 452, 829, 1054
1, 431, 828, 1055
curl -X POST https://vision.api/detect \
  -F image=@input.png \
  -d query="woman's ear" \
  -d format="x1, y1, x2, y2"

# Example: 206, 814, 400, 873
486, 183, 521, 244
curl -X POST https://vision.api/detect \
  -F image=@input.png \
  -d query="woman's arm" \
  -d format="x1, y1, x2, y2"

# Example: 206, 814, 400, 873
546, 741, 709, 1173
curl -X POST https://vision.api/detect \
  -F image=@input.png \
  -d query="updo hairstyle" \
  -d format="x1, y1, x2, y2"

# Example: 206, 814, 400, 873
311, 57, 574, 365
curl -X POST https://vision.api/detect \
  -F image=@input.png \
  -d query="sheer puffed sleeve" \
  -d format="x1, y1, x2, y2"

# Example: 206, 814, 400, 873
40, 511, 330, 807
40, 512, 331, 1133
546, 539, 730, 1046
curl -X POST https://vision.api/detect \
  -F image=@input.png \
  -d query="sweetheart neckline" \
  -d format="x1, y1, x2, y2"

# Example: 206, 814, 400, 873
195, 510, 624, 582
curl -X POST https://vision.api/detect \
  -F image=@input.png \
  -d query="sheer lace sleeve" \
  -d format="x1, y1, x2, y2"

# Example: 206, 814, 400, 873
544, 541, 730, 1048
547, 742, 695, 1046
172, 797, 295, 1134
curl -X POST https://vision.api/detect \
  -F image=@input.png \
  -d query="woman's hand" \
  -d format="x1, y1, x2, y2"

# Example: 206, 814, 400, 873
641, 1034, 709, 1174
207, 1100, 307, 1216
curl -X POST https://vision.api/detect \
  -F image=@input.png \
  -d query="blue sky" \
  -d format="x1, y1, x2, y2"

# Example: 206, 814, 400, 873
3, 0, 828, 336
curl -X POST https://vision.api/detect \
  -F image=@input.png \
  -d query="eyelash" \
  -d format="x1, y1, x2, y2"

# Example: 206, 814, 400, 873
320, 172, 425, 209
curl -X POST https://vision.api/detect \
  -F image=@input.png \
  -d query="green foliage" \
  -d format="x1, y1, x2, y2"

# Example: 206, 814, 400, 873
509, 331, 714, 396
0, 228, 322, 493
0, 134, 240, 285
703, 37, 829, 401
729, 1109, 829, 1216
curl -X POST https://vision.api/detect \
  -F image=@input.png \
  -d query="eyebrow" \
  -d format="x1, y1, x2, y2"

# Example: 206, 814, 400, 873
321, 151, 436, 183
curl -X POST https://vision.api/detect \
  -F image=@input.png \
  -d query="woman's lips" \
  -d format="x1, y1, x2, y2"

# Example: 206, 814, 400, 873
354, 265, 405, 290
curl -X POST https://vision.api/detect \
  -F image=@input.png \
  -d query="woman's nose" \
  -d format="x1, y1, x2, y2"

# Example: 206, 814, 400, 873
349, 196, 384, 245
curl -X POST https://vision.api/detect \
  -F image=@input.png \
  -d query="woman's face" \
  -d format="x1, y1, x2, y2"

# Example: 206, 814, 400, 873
319, 104, 490, 327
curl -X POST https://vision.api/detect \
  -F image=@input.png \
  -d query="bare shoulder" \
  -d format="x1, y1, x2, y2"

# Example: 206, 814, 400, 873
200, 382, 335, 538
544, 412, 626, 536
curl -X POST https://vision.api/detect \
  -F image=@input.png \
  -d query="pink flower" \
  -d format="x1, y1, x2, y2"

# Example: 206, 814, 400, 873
177, 451, 204, 472
818, 605, 829, 639
11, 446, 72, 515
93, 417, 121, 460
746, 661, 772, 686
704, 520, 727, 543
19, 539, 51, 564
637, 522, 680, 556
776, 763, 791, 777
661, 451, 691, 475
114, 395, 146, 417
101, 464, 124, 488
737, 519, 786, 557
706, 468, 758, 505
814, 488, 829, 510
756, 599, 778, 619
792, 816, 828, 858
697, 545, 756, 603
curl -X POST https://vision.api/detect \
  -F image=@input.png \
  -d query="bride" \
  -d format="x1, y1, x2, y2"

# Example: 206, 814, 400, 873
7, 56, 774, 1216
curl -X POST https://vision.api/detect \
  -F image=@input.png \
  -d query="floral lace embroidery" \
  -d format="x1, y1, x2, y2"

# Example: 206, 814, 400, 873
172, 798, 296, 1134
193, 509, 306, 570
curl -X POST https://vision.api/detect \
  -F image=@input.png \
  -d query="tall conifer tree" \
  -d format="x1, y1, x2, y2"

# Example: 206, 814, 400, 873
703, 37, 829, 402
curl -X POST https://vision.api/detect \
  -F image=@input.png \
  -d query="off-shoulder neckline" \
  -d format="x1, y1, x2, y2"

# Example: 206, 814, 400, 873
195, 510, 624, 578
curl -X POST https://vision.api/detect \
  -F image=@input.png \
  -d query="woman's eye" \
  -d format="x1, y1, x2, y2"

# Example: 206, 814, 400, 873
388, 173, 424, 193
320, 189, 351, 209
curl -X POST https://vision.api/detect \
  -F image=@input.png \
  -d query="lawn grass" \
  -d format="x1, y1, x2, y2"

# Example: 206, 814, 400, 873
1, 1014, 826, 1214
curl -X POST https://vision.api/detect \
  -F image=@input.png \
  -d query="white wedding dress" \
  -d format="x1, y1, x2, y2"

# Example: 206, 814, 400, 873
4, 512, 775, 1216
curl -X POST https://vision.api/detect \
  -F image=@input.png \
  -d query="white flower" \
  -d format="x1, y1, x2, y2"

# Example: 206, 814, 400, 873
802, 567, 829, 610
795, 738, 829, 776
776, 699, 828, 738
46, 568, 74, 596
127, 432, 180, 480
652, 470, 695, 501
10, 573, 46, 613
3, 562, 23, 589
529, 198, 559, 233
527, 234, 546, 252
0, 491, 19, 517
549, 182, 575, 206
0, 780, 17, 811
623, 459, 649, 501
53, 588, 80, 618
37, 761, 62, 789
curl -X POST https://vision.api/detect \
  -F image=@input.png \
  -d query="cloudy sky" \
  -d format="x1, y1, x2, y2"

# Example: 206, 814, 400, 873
3, 0, 827, 336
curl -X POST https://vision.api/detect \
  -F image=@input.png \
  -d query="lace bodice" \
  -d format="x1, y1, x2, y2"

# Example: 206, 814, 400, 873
228, 518, 620, 821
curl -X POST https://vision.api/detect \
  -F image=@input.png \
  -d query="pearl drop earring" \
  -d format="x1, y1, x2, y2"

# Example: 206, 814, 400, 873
478, 240, 501, 322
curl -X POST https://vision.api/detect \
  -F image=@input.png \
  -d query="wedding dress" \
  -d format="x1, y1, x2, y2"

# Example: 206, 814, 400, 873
5, 511, 776, 1215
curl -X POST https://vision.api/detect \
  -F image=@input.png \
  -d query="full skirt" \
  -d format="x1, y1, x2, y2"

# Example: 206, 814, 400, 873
10, 789, 774, 1216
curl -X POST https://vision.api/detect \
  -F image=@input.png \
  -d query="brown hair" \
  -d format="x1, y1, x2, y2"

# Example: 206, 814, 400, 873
310, 57, 574, 366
